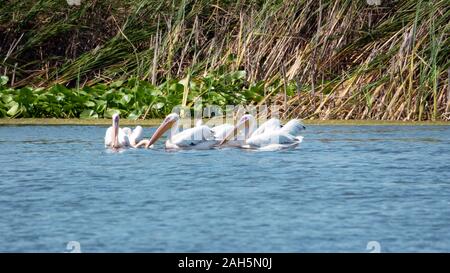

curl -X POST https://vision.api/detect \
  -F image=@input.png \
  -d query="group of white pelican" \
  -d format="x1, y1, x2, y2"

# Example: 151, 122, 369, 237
105, 113, 305, 151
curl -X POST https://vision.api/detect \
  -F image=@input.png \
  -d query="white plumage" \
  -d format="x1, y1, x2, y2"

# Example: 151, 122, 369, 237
136, 113, 216, 149
104, 113, 143, 148
166, 123, 216, 149
211, 123, 248, 147
220, 115, 305, 149
245, 118, 305, 148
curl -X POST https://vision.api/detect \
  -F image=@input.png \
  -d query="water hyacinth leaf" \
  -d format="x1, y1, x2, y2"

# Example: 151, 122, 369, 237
7, 101, 20, 116
150, 88, 161, 96
80, 109, 98, 119
53, 84, 70, 94
152, 102, 165, 110
95, 99, 107, 113
231, 71, 246, 80
78, 90, 88, 96
110, 80, 124, 88
127, 112, 141, 120
93, 84, 108, 90
121, 94, 132, 104
2, 94, 13, 103
84, 101, 96, 107
127, 78, 138, 87
244, 90, 263, 102
56, 94, 65, 101
104, 108, 121, 118
169, 83, 184, 94
0, 76, 8, 86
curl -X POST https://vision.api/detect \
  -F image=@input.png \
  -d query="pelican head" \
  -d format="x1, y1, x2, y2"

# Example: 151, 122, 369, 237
112, 113, 120, 148
112, 113, 120, 126
145, 113, 179, 148
281, 119, 306, 136
219, 114, 255, 146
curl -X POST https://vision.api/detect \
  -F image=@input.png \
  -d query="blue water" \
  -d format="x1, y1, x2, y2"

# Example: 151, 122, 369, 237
0, 125, 450, 252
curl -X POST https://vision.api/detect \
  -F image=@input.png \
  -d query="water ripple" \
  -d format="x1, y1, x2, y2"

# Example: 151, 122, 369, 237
0, 125, 450, 252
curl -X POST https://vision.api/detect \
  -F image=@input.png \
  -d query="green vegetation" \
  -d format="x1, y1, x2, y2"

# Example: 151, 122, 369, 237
0, 70, 262, 118
0, 117, 163, 126
1, 0, 449, 120
1, 117, 449, 126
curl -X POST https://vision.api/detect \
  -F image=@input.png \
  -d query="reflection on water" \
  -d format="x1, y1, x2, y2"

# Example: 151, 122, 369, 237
0, 125, 450, 252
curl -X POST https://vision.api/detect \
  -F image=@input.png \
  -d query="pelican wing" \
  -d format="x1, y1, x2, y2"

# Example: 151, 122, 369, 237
170, 125, 214, 147
246, 131, 297, 147
118, 129, 130, 146
211, 124, 234, 140
128, 126, 143, 146
122, 127, 132, 136
104, 126, 114, 146
251, 118, 281, 137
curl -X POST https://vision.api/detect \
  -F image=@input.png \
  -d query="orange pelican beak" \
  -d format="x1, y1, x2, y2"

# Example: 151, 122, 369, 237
112, 114, 120, 148
145, 116, 177, 148
218, 118, 249, 146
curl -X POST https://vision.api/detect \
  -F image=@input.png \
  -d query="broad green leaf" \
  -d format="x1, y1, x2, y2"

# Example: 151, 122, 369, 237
93, 84, 108, 90
2, 94, 13, 103
152, 102, 165, 110
0, 76, 8, 86
230, 70, 246, 80
7, 101, 19, 116
121, 94, 132, 104
84, 101, 95, 107
104, 108, 121, 118
127, 112, 141, 120
95, 99, 107, 106
80, 110, 95, 119
78, 90, 88, 96
169, 83, 184, 93
95, 99, 107, 113
110, 80, 124, 88
150, 88, 161, 96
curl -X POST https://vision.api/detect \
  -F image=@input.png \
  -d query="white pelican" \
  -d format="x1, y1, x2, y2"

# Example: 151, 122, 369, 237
219, 115, 305, 149
104, 113, 143, 148
211, 114, 257, 147
135, 113, 215, 149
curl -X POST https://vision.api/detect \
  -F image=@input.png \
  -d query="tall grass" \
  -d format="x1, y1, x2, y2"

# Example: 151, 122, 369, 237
1, 0, 449, 120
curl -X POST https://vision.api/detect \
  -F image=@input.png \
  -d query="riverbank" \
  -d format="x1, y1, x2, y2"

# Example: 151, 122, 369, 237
1, 118, 449, 126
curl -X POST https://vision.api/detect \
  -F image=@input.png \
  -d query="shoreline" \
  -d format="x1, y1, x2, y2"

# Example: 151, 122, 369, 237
0, 118, 449, 126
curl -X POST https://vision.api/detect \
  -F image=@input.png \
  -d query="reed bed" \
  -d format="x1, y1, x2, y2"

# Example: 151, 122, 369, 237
1, 0, 449, 120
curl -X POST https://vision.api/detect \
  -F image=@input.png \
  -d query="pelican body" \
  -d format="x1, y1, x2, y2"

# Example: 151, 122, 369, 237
104, 113, 143, 148
136, 113, 215, 149
220, 115, 305, 149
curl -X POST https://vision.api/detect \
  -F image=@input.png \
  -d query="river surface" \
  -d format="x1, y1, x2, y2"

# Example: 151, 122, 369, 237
0, 125, 449, 252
